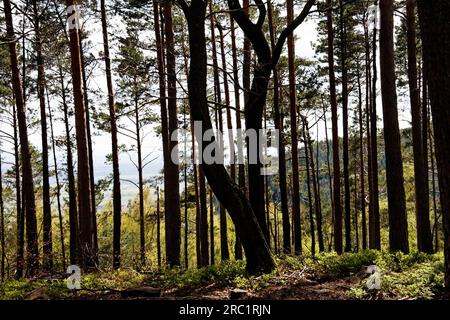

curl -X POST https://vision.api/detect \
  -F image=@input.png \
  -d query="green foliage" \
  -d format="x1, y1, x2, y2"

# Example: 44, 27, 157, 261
146, 261, 247, 289
0, 252, 445, 300
348, 251, 445, 300
312, 250, 379, 279
0, 278, 69, 300
81, 269, 145, 291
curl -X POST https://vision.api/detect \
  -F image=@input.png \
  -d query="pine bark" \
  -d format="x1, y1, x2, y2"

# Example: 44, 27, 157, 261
417, 0, 450, 288
164, 1, 181, 267
406, 0, 433, 254
379, 0, 409, 253
267, 2, 290, 254
100, 0, 122, 268
3, 0, 40, 275
326, 0, 343, 254
66, 0, 95, 270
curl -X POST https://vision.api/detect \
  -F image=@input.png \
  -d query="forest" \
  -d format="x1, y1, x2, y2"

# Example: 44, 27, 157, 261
0, 0, 449, 302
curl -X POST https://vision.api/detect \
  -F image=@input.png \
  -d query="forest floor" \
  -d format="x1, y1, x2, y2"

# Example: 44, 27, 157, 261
0, 251, 448, 300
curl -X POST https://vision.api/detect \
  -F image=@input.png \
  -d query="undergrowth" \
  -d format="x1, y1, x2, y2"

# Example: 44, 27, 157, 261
0, 251, 445, 300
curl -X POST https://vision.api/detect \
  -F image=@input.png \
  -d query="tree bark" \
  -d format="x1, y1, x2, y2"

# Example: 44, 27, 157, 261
417, 0, 450, 288
287, 0, 302, 255
338, 0, 351, 253
302, 117, 315, 256
178, 0, 274, 274
326, 0, 343, 254
0, 156, 5, 280
230, 17, 244, 260
3, 0, 39, 275
47, 88, 66, 271
370, 2, 381, 250
31, 0, 53, 272
12, 101, 24, 278
164, 1, 181, 267
66, 0, 95, 270
308, 123, 324, 252
267, 1, 290, 254
100, 0, 123, 268
379, 0, 409, 253
59, 66, 79, 266
78, 34, 98, 263
406, 0, 433, 254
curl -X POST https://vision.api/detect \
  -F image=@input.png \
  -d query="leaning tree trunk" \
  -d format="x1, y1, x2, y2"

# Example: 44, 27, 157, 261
3, 0, 39, 275
417, 0, 450, 289
379, 0, 409, 253
179, 0, 274, 274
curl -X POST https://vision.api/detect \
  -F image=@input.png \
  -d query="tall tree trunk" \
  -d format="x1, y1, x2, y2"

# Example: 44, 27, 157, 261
356, 56, 366, 252
156, 187, 161, 268
60, 66, 79, 266
47, 88, 66, 271
287, 0, 302, 255
379, 0, 409, 253
32, 0, 53, 272
100, 0, 123, 268
3, 0, 39, 275
308, 123, 324, 252
153, 0, 171, 267
0, 155, 5, 280
417, 0, 450, 288
209, 190, 215, 265
183, 111, 189, 269
66, 0, 95, 270
78, 34, 98, 263
268, 2, 290, 254
199, 169, 209, 267
370, 1, 381, 250
422, 65, 434, 252
338, 0, 351, 253
429, 120, 439, 253
58, 67, 79, 266
326, 0, 343, 254
13, 101, 24, 278
302, 118, 316, 256
230, 17, 243, 260
323, 105, 334, 251
363, 13, 371, 250
209, 6, 229, 262
134, 98, 145, 267
164, 1, 181, 267
406, 0, 433, 254
315, 122, 325, 252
